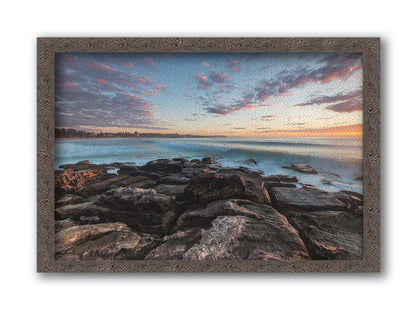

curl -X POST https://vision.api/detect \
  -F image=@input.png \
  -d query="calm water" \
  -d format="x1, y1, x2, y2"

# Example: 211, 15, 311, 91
55, 137, 362, 193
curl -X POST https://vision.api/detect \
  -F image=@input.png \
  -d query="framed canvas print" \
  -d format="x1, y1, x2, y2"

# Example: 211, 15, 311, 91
37, 37, 380, 272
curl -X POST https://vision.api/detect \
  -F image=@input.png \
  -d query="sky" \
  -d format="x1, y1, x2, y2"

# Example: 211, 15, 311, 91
55, 52, 363, 137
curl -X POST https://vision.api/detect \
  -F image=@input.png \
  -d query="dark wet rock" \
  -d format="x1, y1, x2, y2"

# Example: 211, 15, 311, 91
75, 175, 155, 197
172, 158, 189, 164
182, 215, 310, 260
55, 222, 159, 260
156, 174, 190, 185
321, 178, 332, 185
145, 229, 202, 260
59, 161, 108, 171
55, 193, 84, 207
290, 163, 318, 174
154, 184, 186, 196
140, 159, 182, 173
354, 206, 363, 215
264, 181, 297, 189
301, 184, 327, 193
117, 165, 141, 176
55, 201, 111, 221
79, 215, 101, 225
263, 175, 298, 183
180, 167, 210, 178
355, 176, 363, 181
269, 187, 347, 213
190, 159, 201, 163
236, 166, 264, 175
55, 218, 78, 232
202, 157, 214, 164
184, 169, 270, 204
237, 158, 257, 165
340, 190, 363, 202
286, 210, 363, 260
95, 187, 178, 234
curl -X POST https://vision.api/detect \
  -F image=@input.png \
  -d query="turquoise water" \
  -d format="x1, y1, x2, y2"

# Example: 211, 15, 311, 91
55, 137, 362, 193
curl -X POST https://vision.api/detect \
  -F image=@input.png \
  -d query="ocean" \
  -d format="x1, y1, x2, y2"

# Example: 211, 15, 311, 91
55, 137, 363, 193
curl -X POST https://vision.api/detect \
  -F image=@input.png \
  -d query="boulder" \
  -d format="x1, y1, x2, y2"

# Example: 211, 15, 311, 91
182, 215, 310, 260
263, 175, 298, 183
145, 229, 202, 260
184, 169, 270, 204
152, 199, 310, 260
321, 178, 332, 185
180, 167, 210, 178
236, 158, 257, 165
117, 165, 141, 176
95, 187, 178, 234
140, 159, 182, 173
290, 164, 318, 174
269, 187, 347, 213
202, 157, 214, 164
154, 184, 186, 196
55, 193, 84, 207
331, 191, 363, 210
55, 169, 114, 196
55, 201, 111, 221
286, 210, 363, 260
59, 160, 108, 171
55, 218, 78, 232
172, 158, 189, 164
75, 175, 154, 197
55, 222, 159, 260
156, 174, 190, 185
264, 181, 297, 189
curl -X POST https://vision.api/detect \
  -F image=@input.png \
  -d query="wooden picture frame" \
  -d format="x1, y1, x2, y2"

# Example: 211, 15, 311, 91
37, 37, 380, 272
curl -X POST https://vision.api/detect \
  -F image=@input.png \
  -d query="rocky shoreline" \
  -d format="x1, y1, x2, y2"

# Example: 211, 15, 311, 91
54, 157, 363, 261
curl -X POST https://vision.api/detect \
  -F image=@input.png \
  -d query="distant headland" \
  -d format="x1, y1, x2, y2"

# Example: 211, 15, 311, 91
55, 128, 227, 139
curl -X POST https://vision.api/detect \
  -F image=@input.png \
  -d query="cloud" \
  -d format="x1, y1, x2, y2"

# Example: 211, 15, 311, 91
294, 90, 362, 112
195, 73, 212, 90
201, 62, 210, 67
229, 60, 241, 71
209, 70, 231, 83
253, 115, 277, 121
219, 84, 237, 90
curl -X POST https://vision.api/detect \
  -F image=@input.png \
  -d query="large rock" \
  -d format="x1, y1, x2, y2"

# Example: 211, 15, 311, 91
59, 160, 108, 171
55, 201, 111, 221
156, 174, 190, 185
140, 159, 182, 173
55, 222, 159, 260
289, 163, 318, 174
95, 187, 178, 234
154, 184, 186, 196
55, 169, 114, 196
150, 199, 310, 260
263, 175, 298, 183
286, 210, 363, 260
182, 215, 309, 260
184, 169, 270, 204
75, 175, 155, 197
269, 187, 347, 212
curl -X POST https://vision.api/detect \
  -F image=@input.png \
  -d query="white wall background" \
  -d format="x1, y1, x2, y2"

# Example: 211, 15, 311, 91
0, 1, 412, 311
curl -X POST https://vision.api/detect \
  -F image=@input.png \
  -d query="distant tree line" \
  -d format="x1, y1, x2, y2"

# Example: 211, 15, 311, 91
55, 128, 140, 138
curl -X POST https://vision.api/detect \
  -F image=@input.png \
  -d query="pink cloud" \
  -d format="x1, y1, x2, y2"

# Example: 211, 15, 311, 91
229, 60, 241, 71
137, 76, 153, 85
201, 62, 210, 67
95, 79, 109, 85
155, 83, 167, 91
142, 57, 156, 66
86, 61, 117, 73
219, 84, 237, 90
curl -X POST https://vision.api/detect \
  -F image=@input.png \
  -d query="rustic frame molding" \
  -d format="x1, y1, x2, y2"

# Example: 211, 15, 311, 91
37, 37, 380, 273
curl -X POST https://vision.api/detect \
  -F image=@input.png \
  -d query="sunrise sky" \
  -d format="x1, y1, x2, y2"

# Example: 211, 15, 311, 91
55, 52, 363, 137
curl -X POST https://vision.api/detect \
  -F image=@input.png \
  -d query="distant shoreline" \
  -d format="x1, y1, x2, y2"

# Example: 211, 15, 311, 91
55, 136, 227, 141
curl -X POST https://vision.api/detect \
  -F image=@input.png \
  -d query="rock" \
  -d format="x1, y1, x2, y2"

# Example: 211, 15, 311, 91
331, 191, 362, 210
264, 181, 297, 189
263, 175, 298, 183
79, 215, 101, 224
55, 193, 84, 207
59, 161, 108, 171
180, 167, 210, 178
55, 169, 114, 196
286, 210, 363, 260
269, 187, 347, 213
55, 219, 78, 232
321, 178, 332, 185
202, 157, 214, 164
140, 159, 182, 174
301, 184, 327, 193
117, 165, 141, 176
145, 229, 202, 260
354, 206, 363, 215
153, 199, 309, 260
55, 201, 111, 221
156, 174, 190, 185
55, 222, 159, 260
172, 158, 189, 164
75, 175, 155, 197
237, 166, 264, 175
340, 190, 363, 202
182, 215, 310, 260
237, 158, 257, 165
184, 169, 270, 204
355, 176, 363, 181
154, 184, 186, 196
290, 163, 318, 174
95, 187, 178, 234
